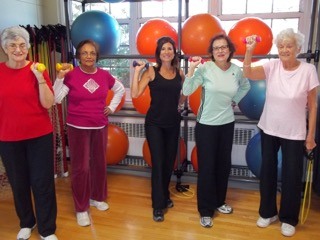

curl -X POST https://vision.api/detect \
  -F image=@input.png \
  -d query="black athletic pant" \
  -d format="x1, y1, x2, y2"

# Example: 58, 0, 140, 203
0, 133, 57, 237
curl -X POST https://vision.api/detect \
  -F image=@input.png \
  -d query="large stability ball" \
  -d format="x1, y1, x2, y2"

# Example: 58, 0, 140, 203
132, 86, 151, 114
228, 17, 273, 61
106, 124, 129, 165
189, 87, 202, 115
71, 11, 121, 55
238, 80, 266, 120
142, 138, 187, 169
191, 145, 198, 172
105, 81, 126, 112
246, 132, 282, 180
136, 18, 178, 60
181, 14, 225, 55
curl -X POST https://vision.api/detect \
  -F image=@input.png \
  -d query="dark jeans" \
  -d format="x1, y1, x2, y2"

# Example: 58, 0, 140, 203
195, 121, 234, 217
0, 133, 57, 237
259, 130, 304, 226
145, 124, 180, 210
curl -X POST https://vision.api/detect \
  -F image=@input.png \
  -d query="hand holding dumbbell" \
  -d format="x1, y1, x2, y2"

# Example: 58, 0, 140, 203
242, 36, 262, 44
133, 60, 149, 69
188, 57, 205, 64
36, 63, 46, 72
56, 63, 74, 71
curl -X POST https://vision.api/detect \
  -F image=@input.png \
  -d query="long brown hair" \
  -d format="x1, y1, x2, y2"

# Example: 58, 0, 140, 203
154, 36, 179, 71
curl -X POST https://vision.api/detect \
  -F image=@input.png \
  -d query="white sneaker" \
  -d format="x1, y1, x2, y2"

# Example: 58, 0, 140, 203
17, 224, 36, 240
40, 234, 58, 240
200, 216, 213, 228
217, 204, 233, 214
76, 211, 91, 227
256, 215, 278, 228
281, 223, 296, 237
90, 199, 109, 211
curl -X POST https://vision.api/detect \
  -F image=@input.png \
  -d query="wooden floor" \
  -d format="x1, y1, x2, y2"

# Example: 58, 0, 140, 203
1, 172, 320, 240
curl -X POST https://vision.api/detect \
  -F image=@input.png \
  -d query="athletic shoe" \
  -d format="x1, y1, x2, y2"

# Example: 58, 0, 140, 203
17, 224, 36, 240
40, 234, 58, 240
167, 199, 174, 208
153, 209, 164, 222
256, 215, 278, 228
217, 204, 233, 214
281, 223, 296, 237
200, 216, 213, 228
76, 211, 91, 227
90, 199, 109, 211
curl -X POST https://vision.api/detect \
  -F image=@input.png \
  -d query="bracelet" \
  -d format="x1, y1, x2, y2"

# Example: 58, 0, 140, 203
38, 81, 46, 85
243, 64, 251, 67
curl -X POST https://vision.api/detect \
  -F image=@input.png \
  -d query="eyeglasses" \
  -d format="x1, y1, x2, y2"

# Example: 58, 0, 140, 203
7, 43, 27, 51
80, 52, 97, 57
213, 45, 229, 52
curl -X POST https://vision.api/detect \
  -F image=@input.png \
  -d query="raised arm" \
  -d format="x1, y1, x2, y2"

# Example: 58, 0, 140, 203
243, 35, 266, 80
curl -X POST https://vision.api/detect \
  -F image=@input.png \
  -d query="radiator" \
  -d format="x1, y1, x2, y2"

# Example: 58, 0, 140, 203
109, 116, 259, 178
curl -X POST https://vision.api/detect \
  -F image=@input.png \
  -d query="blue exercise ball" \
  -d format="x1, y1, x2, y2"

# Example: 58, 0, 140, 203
246, 132, 282, 181
71, 11, 121, 55
238, 79, 266, 120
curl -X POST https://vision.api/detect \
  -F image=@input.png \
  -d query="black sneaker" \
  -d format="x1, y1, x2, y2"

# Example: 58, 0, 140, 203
153, 209, 164, 222
167, 199, 174, 208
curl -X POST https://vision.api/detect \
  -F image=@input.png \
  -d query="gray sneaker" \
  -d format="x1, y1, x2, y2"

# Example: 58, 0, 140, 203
200, 216, 213, 228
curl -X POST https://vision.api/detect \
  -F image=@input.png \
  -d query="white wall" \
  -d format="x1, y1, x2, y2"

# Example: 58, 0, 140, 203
0, 0, 62, 61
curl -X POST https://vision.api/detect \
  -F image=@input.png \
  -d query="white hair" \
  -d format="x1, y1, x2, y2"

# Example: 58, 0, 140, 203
1, 26, 30, 50
274, 28, 305, 49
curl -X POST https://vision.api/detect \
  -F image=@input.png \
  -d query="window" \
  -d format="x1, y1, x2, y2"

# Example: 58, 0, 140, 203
70, 0, 312, 89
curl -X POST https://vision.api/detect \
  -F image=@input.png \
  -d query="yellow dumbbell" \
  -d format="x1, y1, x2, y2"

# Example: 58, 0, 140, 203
56, 63, 74, 71
36, 63, 46, 73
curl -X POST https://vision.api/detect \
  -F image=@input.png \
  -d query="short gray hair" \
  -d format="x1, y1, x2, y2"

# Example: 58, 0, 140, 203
274, 28, 305, 49
1, 26, 30, 50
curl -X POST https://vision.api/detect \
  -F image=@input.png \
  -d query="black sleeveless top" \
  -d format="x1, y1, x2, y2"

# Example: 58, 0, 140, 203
145, 66, 182, 127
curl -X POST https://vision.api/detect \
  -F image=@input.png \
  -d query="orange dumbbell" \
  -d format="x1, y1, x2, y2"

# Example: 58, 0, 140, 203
56, 63, 74, 71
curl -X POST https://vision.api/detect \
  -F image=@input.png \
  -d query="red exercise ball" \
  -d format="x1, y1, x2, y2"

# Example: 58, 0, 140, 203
106, 124, 129, 165
228, 17, 273, 61
132, 85, 151, 114
136, 18, 178, 61
105, 81, 125, 112
189, 86, 202, 115
142, 138, 187, 169
182, 14, 225, 55
191, 145, 198, 172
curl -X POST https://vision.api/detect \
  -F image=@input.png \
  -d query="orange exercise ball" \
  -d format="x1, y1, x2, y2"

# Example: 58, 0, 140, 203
191, 145, 198, 172
189, 86, 202, 115
181, 14, 225, 55
132, 85, 151, 114
105, 81, 125, 112
136, 18, 178, 61
228, 17, 273, 61
106, 124, 129, 165
142, 138, 187, 169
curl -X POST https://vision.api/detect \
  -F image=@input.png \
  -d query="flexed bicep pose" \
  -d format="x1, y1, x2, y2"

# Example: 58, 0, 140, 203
243, 28, 319, 237
0, 26, 57, 240
183, 34, 250, 228
132, 37, 186, 222
53, 39, 125, 227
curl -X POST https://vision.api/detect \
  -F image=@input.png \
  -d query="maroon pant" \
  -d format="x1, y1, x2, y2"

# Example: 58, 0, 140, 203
67, 126, 107, 212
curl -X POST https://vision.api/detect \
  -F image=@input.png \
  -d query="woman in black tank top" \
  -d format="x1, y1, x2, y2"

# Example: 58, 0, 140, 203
131, 37, 186, 222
